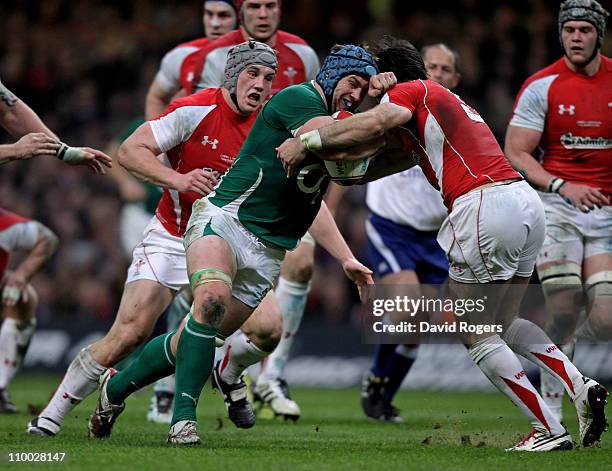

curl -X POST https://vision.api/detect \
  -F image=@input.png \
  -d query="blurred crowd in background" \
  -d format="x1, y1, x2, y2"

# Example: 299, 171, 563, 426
1, 0, 610, 328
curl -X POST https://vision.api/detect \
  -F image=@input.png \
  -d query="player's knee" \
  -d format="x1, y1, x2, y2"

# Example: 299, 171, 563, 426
283, 257, 314, 283
546, 310, 579, 339
193, 288, 229, 328
250, 324, 281, 352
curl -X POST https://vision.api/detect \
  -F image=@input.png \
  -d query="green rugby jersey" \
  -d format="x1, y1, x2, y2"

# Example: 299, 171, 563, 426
208, 82, 331, 250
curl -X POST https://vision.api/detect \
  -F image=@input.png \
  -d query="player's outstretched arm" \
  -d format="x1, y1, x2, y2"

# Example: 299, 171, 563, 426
307, 202, 374, 303
118, 122, 218, 195
1, 223, 58, 307
0, 133, 61, 165
505, 125, 608, 212
1, 80, 112, 172
277, 102, 412, 176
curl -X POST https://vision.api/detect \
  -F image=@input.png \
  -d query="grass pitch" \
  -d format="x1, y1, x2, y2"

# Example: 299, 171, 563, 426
0, 375, 610, 470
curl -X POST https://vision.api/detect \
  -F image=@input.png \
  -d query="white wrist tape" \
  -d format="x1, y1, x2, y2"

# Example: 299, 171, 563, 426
548, 177, 566, 194
300, 130, 323, 151
57, 143, 87, 164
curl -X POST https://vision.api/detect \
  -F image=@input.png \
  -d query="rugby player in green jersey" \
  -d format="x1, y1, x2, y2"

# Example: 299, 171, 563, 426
86, 44, 398, 445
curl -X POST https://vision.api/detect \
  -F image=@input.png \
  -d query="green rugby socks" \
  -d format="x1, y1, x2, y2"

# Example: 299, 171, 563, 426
172, 315, 217, 425
106, 333, 175, 405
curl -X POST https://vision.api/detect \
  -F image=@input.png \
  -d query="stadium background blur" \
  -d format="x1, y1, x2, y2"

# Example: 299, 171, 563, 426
1, 0, 611, 382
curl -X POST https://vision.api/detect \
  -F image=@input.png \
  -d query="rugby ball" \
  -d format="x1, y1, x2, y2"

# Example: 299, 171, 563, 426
323, 111, 371, 186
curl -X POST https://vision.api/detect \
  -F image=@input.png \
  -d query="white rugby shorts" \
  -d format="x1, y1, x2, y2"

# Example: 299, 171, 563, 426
536, 192, 611, 268
437, 181, 545, 283
126, 216, 188, 291
184, 198, 285, 308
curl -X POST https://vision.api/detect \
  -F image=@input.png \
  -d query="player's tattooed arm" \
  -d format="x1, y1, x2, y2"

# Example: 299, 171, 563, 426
0, 80, 18, 107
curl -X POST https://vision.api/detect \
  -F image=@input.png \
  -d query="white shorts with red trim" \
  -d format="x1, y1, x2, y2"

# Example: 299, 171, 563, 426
126, 216, 188, 291
437, 181, 545, 283
536, 193, 611, 269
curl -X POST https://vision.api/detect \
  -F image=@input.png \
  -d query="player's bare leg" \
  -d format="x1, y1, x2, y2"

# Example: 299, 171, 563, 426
28, 280, 174, 436
0, 285, 37, 413
255, 238, 314, 420
577, 253, 612, 341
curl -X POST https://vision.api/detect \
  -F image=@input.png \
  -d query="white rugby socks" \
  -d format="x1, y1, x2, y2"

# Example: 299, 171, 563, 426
39, 346, 106, 425
503, 319, 582, 401
469, 335, 565, 435
0, 318, 36, 389
220, 332, 269, 384
260, 277, 310, 381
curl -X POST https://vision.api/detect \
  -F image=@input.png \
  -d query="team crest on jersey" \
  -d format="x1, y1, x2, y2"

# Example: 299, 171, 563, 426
560, 133, 612, 150
558, 104, 575, 115
201, 136, 218, 149
133, 258, 146, 275
283, 67, 298, 79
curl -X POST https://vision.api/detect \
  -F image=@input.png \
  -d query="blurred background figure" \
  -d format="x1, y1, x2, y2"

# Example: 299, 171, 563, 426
0, 208, 58, 413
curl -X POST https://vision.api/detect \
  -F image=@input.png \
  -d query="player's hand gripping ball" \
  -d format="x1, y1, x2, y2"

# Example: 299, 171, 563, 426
323, 111, 371, 186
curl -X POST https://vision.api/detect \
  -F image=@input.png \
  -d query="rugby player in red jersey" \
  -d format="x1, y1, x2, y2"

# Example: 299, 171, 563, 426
505, 0, 611, 424
145, 1, 238, 119
0, 209, 58, 413
277, 36, 609, 451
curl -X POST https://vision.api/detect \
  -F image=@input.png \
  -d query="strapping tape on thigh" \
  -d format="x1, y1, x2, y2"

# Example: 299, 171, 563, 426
585, 271, 612, 298
539, 263, 582, 287
189, 268, 232, 291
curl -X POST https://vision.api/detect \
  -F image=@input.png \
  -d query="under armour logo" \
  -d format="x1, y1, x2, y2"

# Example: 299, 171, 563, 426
558, 104, 575, 115
202, 136, 218, 149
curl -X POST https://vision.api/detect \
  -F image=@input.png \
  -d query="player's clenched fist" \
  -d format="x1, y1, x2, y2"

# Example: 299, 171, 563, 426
368, 72, 397, 98
12, 133, 61, 160
174, 168, 219, 195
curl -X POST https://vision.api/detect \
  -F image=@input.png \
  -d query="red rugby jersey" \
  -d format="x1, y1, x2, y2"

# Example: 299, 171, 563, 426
149, 88, 257, 236
382, 80, 521, 209
0, 208, 35, 279
510, 56, 612, 199
155, 37, 210, 96
183, 29, 319, 96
